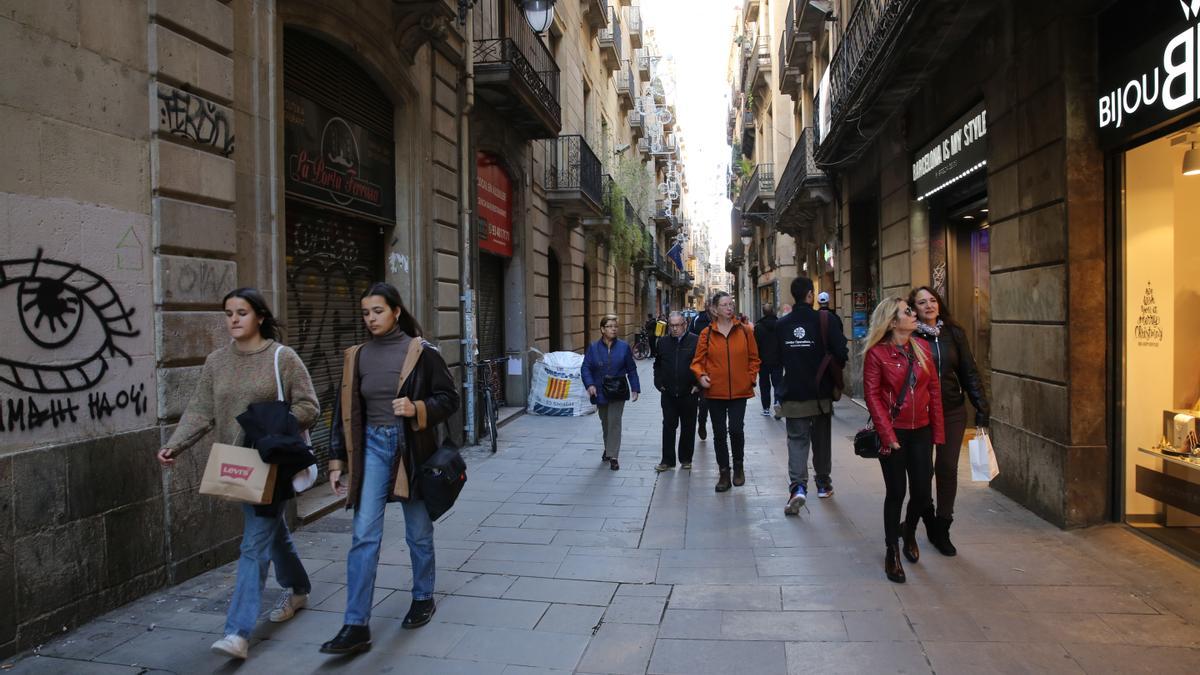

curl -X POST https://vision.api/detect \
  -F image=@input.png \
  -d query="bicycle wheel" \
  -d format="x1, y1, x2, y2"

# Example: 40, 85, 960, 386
634, 342, 650, 360
485, 392, 498, 453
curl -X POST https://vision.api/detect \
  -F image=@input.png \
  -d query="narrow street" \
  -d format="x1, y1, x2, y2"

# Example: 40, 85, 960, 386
9, 360, 1200, 674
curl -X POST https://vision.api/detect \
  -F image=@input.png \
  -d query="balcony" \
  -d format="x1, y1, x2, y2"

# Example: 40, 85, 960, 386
617, 61, 634, 109
746, 33, 772, 93
598, 5, 622, 72
653, 199, 673, 226
781, 0, 826, 98
817, 0, 990, 165
662, 103, 676, 132
637, 49, 652, 80
629, 110, 644, 140
774, 128, 832, 237
585, 0, 609, 32
744, 0, 761, 23
636, 136, 650, 158
473, 0, 561, 139
736, 163, 774, 214
545, 135, 604, 223
627, 6, 643, 48
741, 109, 755, 157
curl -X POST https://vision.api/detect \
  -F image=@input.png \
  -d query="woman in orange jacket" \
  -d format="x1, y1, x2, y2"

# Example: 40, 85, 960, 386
691, 291, 761, 491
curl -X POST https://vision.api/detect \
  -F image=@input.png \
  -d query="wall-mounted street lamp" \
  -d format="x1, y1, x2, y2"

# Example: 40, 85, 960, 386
458, 0, 556, 31
739, 224, 753, 249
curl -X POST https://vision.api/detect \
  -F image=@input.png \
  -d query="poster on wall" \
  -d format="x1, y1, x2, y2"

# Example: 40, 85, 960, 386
283, 89, 396, 221
477, 153, 514, 258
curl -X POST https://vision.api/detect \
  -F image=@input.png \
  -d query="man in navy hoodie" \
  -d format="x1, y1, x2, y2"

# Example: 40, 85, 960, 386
776, 277, 848, 515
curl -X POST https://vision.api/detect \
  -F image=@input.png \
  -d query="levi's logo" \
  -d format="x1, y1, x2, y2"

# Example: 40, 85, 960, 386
220, 463, 254, 481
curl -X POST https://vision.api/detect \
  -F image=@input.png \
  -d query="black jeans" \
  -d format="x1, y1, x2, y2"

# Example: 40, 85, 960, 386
758, 366, 782, 410
706, 398, 747, 470
935, 403, 969, 518
877, 426, 933, 545
697, 397, 709, 434
661, 393, 698, 466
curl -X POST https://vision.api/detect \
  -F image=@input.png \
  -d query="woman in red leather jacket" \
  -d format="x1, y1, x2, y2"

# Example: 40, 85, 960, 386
862, 297, 944, 583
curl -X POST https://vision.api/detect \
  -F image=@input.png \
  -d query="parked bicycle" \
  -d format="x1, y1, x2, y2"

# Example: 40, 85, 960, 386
632, 332, 652, 360
475, 356, 509, 453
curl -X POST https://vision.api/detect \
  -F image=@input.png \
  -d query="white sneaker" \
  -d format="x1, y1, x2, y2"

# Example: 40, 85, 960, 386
211, 634, 249, 659
269, 591, 308, 623
761, 409, 772, 416
772, 403, 782, 419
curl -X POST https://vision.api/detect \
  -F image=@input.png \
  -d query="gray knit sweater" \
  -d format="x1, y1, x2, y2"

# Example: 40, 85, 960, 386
166, 340, 320, 453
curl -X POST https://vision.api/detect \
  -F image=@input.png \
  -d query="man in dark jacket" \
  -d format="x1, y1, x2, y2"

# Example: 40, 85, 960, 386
690, 299, 714, 440
644, 314, 659, 357
754, 304, 783, 419
654, 312, 699, 471
776, 277, 848, 514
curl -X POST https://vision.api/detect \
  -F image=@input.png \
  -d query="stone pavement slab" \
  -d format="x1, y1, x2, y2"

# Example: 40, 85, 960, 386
8, 360, 1200, 673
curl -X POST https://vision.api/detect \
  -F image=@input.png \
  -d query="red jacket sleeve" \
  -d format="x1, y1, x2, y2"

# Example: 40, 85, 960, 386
923, 345, 945, 445
863, 347, 899, 448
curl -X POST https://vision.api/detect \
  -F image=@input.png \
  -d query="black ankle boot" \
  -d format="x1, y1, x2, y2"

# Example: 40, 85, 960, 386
902, 519, 920, 563
715, 469, 732, 492
921, 504, 938, 544
732, 465, 745, 486
885, 543, 906, 583
320, 624, 371, 654
402, 598, 436, 629
933, 516, 958, 556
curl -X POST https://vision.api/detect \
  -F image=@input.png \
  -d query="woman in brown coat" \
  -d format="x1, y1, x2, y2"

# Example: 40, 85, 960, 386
320, 282, 459, 655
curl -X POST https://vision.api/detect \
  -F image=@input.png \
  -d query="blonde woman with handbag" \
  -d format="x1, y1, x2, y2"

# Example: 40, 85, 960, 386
157, 288, 319, 659
861, 297, 943, 583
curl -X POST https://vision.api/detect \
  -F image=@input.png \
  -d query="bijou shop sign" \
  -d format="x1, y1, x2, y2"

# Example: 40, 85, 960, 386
1098, 0, 1200, 146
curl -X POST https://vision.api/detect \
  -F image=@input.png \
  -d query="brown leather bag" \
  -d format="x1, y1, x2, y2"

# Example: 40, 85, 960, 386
815, 310, 844, 401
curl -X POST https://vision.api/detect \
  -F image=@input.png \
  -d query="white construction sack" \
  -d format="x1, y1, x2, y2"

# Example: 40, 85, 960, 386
528, 351, 596, 417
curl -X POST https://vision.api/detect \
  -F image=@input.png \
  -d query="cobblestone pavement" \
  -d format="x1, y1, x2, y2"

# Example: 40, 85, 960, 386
8, 361, 1200, 673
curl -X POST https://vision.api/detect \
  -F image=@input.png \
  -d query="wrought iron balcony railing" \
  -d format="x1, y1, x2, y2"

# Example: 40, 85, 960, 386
627, 6, 642, 48
617, 60, 634, 109
585, 0, 610, 31
473, 0, 561, 139
826, 0, 914, 133
737, 163, 775, 213
774, 128, 830, 235
746, 33, 772, 93
545, 134, 603, 213
598, 4, 622, 72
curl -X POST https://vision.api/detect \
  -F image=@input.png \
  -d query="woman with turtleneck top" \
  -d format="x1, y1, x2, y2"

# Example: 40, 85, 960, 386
320, 283, 459, 656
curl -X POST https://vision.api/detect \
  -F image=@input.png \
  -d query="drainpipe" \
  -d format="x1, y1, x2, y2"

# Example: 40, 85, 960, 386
460, 10, 478, 445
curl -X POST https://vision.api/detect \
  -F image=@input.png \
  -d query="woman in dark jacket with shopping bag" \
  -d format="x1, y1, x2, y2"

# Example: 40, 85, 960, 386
862, 296, 944, 584
581, 314, 640, 471
321, 282, 459, 655
157, 288, 319, 660
909, 286, 989, 556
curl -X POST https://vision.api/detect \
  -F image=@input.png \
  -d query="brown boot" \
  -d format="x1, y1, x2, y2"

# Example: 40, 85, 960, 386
885, 543, 906, 583
715, 469, 732, 492
902, 519, 920, 563
732, 466, 745, 486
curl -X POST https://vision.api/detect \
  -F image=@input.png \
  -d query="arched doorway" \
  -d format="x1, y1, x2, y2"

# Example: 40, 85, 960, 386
282, 28, 393, 466
548, 249, 562, 352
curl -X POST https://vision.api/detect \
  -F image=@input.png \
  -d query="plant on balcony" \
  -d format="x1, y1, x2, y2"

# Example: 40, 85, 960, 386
738, 157, 754, 179
606, 182, 641, 266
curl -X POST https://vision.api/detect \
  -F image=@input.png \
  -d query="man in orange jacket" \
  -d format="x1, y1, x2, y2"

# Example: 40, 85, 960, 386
691, 291, 761, 492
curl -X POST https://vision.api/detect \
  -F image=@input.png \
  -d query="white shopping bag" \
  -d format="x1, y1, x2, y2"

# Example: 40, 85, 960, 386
968, 428, 999, 482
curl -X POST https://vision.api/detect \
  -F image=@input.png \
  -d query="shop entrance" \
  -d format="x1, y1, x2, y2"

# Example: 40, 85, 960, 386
478, 252, 507, 404
945, 197, 992, 400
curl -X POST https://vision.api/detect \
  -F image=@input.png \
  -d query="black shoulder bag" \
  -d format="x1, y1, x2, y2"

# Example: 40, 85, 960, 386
601, 342, 630, 401
853, 351, 916, 458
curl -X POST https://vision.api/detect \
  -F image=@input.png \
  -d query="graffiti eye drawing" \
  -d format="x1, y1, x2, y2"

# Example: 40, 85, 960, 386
1, 249, 141, 394
20, 278, 84, 346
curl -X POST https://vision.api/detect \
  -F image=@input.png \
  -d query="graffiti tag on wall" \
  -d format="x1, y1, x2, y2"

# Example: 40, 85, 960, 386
157, 84, 235, 156
1, 249, 141, 394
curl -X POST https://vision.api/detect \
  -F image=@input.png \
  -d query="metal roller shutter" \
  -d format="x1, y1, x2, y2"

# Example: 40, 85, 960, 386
285, 205, 382, 466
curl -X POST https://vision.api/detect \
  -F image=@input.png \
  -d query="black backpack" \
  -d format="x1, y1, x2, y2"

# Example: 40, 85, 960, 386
418, 445, 467, 521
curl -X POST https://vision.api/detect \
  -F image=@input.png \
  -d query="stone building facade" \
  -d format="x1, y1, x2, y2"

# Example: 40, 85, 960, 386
727, 0, 1200, 551
0, 0, 688, 656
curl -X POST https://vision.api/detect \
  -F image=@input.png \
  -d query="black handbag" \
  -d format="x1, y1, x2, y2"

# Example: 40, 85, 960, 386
418, 442, 467, 521
854, 352, 916, 458
600, 342, 630, 401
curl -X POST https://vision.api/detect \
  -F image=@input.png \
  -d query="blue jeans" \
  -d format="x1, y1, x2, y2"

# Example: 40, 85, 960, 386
345, 424, 436, 625
225, 504, 310, 638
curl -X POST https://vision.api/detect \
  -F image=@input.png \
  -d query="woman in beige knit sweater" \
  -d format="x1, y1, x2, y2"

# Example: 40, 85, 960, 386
157, 288, 319, 660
